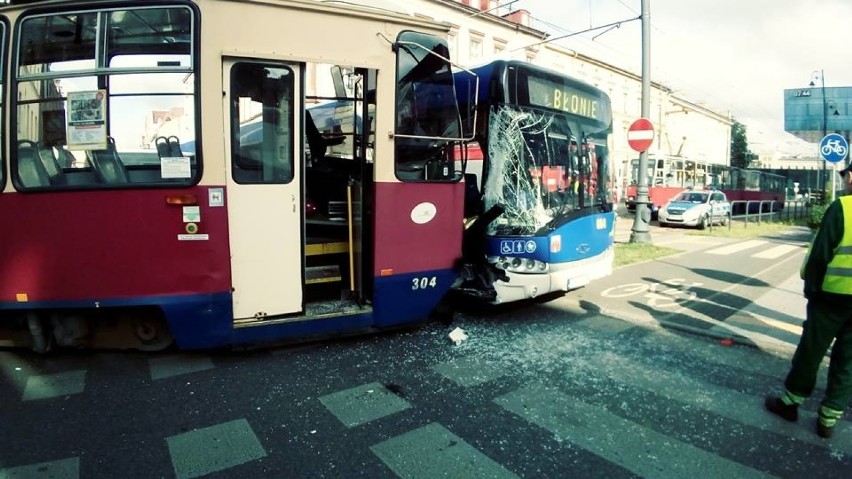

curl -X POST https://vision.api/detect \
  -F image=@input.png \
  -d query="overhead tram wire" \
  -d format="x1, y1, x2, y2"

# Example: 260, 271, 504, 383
509, 15, 640, 53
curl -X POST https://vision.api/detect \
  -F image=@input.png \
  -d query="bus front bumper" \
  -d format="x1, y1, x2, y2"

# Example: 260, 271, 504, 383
491, 248, 614, 304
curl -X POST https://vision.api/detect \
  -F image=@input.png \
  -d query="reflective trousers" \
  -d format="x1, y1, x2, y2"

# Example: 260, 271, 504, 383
785, 294, 852, 411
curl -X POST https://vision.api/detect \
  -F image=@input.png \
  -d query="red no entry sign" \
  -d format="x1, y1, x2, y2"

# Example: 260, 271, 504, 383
627, 118, 655, 152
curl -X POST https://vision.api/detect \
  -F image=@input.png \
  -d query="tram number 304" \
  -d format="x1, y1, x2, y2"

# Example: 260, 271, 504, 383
412, 276, 438, 290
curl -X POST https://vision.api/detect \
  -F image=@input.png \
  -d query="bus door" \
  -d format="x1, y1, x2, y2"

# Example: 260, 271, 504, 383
223, 59, 303, 320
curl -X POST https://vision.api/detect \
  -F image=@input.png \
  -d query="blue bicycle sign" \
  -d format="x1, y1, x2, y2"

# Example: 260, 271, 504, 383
819, 133, 849, 163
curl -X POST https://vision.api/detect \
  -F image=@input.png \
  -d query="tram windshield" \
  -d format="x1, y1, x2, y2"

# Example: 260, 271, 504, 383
484, 105, 610, 235
394, 31, 462, 181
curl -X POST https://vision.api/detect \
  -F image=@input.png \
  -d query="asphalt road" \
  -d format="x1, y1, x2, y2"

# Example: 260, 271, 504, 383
2, 218, 849, 478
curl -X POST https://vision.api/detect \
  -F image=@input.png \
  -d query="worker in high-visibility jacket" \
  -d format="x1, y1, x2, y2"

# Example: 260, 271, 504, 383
766, 162, 852, 439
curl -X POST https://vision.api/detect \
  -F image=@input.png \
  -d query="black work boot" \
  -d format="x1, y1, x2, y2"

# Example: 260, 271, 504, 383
816, 406, 842, 439
816, 420, 835, 439
764, 396, 798, 422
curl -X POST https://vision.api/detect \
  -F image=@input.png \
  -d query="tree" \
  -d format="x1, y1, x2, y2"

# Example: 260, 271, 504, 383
730, 119, 753, 168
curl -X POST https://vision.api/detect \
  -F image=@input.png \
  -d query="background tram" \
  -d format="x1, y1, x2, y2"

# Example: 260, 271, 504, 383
0, 0, 470, 351
452, 60, 616, 304
625, 156, 789, 216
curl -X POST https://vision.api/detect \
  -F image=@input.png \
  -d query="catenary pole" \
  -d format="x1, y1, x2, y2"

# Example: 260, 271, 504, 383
630, 0, 652, 243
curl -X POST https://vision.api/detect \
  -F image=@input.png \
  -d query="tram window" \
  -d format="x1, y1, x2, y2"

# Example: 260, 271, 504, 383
110, 55, 191, 93
12, 5, 198, 191
0, 20, 5, 188
394, 31, 461, 182
18, 13, 98, 76
105, 9, 191, 61
229, 63, 294, 184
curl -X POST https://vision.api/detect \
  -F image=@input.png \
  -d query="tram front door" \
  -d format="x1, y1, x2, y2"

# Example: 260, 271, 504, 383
223, 58, 303, 320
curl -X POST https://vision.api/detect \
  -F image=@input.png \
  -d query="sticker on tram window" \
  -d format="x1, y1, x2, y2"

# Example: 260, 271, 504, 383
411, 276, 438, 290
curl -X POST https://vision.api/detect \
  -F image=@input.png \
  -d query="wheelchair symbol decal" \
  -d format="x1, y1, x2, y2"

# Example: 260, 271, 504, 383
500, 240, 537, 255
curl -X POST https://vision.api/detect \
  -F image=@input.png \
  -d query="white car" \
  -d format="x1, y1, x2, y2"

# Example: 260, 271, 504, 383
658, 190, 731, 229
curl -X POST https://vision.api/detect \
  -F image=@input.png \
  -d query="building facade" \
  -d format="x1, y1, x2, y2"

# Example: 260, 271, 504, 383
413, 0, 734, 191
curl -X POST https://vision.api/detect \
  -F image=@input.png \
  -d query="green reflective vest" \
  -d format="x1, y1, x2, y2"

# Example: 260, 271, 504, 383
823, 196, 852, 295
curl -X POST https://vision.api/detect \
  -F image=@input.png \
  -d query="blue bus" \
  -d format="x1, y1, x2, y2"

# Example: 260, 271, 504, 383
452, 60, 616, 303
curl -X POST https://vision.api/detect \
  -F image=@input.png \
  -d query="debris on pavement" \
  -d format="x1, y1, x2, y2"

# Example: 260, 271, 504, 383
448, 327, 468, 345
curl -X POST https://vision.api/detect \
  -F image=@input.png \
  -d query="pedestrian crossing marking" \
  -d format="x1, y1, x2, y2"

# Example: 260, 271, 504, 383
371, 422, 518, 479
706, 240, 767, 255
432, 355, 507, 387
752, 244, 799, 259
495, 382, 774, 478
0, 457, 79, 479
563, 349, 851, 454
149, 354, 215, 380
319, 382, 411, 427
22, 370, 87, 401
166, 418, 267, 479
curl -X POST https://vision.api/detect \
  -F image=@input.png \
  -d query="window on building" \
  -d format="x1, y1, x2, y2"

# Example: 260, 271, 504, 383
494, 38, 506, 56
470, 35, 483, 62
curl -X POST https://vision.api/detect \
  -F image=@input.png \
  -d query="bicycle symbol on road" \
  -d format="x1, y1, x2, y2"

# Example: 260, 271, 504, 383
601, 278, 702, 308
821, 139, 847, 157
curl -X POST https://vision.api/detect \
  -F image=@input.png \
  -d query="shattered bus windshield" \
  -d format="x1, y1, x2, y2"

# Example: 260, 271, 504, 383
483, 105, 610, 235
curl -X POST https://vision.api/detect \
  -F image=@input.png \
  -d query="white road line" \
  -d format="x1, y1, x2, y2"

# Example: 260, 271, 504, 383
706, 239, 767, 255
752, 244, 799, 259
371, 422, 518, 479
750, 314, 803, 335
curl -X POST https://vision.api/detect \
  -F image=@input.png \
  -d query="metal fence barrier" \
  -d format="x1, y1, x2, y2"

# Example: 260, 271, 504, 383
718, 200, 811, 230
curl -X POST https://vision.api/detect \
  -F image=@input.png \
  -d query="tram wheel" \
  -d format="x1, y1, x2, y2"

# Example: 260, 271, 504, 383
132, 315, 175, 351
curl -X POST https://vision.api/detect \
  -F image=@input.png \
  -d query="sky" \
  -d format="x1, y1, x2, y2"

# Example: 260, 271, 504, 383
517, 0, 852, 156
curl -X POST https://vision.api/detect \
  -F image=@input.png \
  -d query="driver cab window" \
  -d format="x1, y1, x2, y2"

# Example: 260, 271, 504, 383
394, 31, 461, 182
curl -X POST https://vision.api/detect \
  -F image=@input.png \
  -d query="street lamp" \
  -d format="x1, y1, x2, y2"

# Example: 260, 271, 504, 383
809, 69, 826, 201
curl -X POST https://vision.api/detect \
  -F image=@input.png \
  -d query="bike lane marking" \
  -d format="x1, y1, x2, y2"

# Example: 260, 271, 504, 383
601, 278, 701, 308
595, 244, 805, 351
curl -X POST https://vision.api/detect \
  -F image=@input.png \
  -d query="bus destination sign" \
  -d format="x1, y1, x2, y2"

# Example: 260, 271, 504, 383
527, 76, 606, 122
